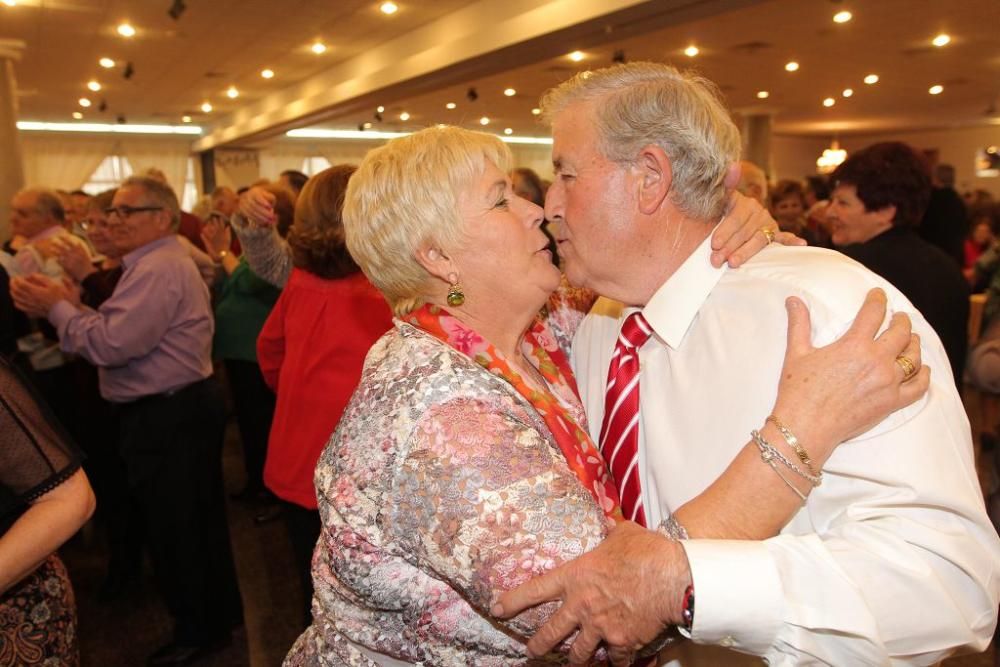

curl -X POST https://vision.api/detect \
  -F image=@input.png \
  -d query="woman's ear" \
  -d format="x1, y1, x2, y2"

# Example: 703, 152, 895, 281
634, 144, 673, 215
414, 244, 455, 284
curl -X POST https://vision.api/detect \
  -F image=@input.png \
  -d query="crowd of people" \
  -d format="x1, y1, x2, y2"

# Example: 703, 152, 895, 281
1, 61, 999, 667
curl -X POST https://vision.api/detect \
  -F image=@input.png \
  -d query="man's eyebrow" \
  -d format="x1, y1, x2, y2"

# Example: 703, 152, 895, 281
552, 158, 564, 172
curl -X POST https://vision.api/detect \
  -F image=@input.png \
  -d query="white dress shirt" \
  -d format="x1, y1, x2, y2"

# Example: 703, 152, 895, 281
573, 236, 1000, 665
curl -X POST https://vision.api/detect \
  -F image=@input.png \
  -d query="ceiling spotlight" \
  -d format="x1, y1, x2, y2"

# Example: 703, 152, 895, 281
684, 45, 699, 57
785, 61, 799, 72
479, 116, 490, 125
99, 57, 115, 68
78, 97, 91, 107
116, 114, 126, 124
87, 80, 101, 92
72, 112, 83, 120
823, 97, 836, 107
373, 111, 383, 122
97, 99, 107, 112
399, 111, 410, 121
568, 50, 585, 62
182, 115, 192, 123
612, 49, 626, 64
504, 128, 513, 135
756, 90, 769, 99
261, 68, 274, 79
376, 105, 385, 113
117, 22, 136, 38
842, 88, 854, 97
531, 107, 541, 116
201, 101, 213, 113
226, 86, 239, 99
311, 41, 327, 54
863, 73, 879, 84
932, 33, 950, 47
363, 122, 373, 129
380, 1, 398, 14
358, 123, 366, 131
504, 88, 516, 97
167, 0, 186, 20
466, 87, 478, 102
123, 61, 134, 79
1, 1, 16, 6
445, 102, 456, 110
929, 84, 944, 95
833, 10, 852, 23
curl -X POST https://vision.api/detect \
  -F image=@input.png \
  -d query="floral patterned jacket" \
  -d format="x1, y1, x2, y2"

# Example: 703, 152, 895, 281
284, 288, 612, 666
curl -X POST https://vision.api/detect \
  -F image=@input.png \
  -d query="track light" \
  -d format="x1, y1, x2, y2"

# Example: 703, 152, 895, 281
167, 0, 186, 20
466, 87, 478, 102
123, 62, 134, 80
612, 49, 626, 64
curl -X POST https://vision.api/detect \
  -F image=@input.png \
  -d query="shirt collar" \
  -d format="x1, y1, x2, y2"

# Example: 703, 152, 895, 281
640, 226, 727, 349
26, 225, 66, 244
121, 234, 178, 270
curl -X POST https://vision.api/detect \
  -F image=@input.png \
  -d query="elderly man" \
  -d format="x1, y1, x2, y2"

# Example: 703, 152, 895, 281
11, 176, 243, 666
496, 63, 1000, 666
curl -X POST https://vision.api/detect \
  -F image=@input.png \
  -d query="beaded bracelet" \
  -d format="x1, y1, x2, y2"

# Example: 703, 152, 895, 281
751, 429, 823, 487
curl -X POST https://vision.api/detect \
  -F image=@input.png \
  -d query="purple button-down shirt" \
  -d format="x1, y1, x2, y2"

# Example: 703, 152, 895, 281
49, 235, 213, 403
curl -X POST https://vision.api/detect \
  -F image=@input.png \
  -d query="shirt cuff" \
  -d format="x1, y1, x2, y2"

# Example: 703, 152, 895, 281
680, 539, 783, 655
48, 300, 79, 334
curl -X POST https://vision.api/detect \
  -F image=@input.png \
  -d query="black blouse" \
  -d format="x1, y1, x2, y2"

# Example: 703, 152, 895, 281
0, 356, 82, 537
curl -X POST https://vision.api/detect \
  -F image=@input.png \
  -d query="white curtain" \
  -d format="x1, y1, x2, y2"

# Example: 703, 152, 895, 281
214, 148, 260, 189
321, 142, 384, 168
21, 134, 114, 190
120, 137, 193, 199
258, 147, 309, 181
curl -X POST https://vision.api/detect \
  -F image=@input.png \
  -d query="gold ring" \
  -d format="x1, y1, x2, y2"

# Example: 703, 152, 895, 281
895, 355, 917, 382
761, 227, 776, 244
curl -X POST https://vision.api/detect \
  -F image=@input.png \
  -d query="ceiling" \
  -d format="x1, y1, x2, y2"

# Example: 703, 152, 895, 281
3, 0, 1000, 145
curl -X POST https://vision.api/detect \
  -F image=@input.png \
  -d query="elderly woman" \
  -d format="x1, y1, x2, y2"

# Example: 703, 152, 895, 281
284, 127, 922, 666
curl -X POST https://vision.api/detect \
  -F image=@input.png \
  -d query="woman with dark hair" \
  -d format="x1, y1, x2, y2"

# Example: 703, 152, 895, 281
232, 167, 394, 625
0, 355, 95, 666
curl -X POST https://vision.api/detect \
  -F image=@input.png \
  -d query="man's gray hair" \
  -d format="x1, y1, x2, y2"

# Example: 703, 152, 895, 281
121, 176, 181, 229
541, 62, 741, 222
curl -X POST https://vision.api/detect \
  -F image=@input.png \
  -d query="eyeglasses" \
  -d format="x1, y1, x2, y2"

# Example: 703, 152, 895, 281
103, 205, 163, 221
80, 218, 111, 232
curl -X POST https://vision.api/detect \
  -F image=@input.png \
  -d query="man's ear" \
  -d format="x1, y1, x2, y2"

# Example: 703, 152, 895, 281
874, 203, 897, 226
635, 144, 672, 215
414, 243, 456, 284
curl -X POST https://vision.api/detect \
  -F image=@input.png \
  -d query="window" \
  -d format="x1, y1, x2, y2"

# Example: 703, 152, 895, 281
81, 156, 133, 196
302, 156, 331, 176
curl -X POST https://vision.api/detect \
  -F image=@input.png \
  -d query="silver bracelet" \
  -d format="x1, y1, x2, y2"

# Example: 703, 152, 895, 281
659, 515, 690, 541
751, 430, 822, 486
759, 453, 808, 503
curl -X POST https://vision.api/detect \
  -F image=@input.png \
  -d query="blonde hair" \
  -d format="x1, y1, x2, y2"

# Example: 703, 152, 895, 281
344, 126, 512, 315
541, 62, 740, 222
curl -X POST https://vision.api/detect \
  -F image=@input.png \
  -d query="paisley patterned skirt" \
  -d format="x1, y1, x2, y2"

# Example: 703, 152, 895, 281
0, 554, 79, 667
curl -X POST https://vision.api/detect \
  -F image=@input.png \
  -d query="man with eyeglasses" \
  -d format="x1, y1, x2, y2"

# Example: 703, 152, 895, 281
12, 176, 244, 666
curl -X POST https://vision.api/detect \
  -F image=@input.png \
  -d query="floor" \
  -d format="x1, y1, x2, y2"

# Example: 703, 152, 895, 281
60, 390, 999, 667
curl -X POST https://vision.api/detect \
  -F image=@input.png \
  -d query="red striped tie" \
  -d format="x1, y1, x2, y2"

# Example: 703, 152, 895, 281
599, 311, 653, 527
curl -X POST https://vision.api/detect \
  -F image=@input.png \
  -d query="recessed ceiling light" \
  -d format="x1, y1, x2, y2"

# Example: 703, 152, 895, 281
311, 41, 327, 54
87, 80, 101, 92
182, 115, 192, 123
531, 107, 541, 116
380, 2, 398, 14
226, 86, 239, 99
399, 111, 410, 121
480, 116, 490, 125
376, 105, 385, 113
1, 1, 17, 7
72, 112, 83, 120
932, 33, 950, 47
117, 22, 136, 38
756, 90, 769, 99
863, 74, 879, 84
363, 122, 373, 129
99, 57, 115, 68
833, 10, 852, 23
261, 69, 274, 79
823, 97, 836, 107
445, 102, 456, 110
785, 61, 800, 72
842, 88, 854, 97
929, 84, 943, 95
684, 45, 699, 57
568, 51, 585, 62
504, 128, 513, 135
504, 88, 516, 97
201, 101, 213, 113
79, 97, 92, 108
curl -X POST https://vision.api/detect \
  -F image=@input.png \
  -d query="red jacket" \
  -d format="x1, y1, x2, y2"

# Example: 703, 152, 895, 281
257, 268, 393, 509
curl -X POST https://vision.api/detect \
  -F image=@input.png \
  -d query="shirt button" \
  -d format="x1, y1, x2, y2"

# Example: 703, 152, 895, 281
719, 636, 735, 648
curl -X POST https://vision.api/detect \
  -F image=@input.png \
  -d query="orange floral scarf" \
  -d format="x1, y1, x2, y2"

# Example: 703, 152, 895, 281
405, 303, 622, 521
